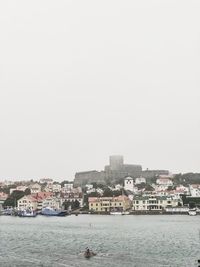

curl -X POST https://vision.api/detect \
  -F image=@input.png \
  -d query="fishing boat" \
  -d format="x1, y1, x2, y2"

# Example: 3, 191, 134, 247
40, 207, 68, 216
18, 209, 37, 217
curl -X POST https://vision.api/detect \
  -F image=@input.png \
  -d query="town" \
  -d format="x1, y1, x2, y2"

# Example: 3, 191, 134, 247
0, 155, 200, 216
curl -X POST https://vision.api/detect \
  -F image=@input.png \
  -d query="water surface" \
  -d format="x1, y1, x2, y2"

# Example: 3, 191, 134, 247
0, 215, 200, 267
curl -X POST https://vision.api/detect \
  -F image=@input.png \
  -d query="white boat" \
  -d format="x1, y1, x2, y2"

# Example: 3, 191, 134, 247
18, 209, 37, 217
188, 209, 197, 216
110, 210, 130, 215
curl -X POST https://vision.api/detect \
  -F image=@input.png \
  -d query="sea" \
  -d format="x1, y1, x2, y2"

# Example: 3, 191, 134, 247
0, 214, 200, 267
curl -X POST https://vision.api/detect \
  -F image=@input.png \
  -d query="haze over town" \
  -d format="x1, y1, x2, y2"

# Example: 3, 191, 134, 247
0, 1, 200, 181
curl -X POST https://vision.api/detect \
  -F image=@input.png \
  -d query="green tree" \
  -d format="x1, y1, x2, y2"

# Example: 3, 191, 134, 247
24, 188, 31, 195
3, 190, 25, 208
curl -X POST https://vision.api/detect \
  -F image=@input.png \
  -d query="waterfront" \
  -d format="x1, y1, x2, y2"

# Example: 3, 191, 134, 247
0, 215, 200, 267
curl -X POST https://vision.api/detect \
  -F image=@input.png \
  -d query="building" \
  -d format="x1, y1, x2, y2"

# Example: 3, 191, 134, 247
29, 183, 42, 194
124, 177, 134, 192
105, 156, 142, 177
142, 169, 169, 179
17, 195, 38, 210
156, 178, 173, 186
135, 177, 146, 185
0, 192, 8, 210
109, 155, 124, 170
74, 155, 142, 186
132, 196, 179, 211
42, 197, 61, 210
53, 184, 61, 193
189, 184, 200, 197
88, 195, 131, 212
10, 186, 28, 194
39, 178, 53, 185
61, 183, 74, 193
32, 192, 53, 210
61, 192, 84, 208
74, 170, 104, 187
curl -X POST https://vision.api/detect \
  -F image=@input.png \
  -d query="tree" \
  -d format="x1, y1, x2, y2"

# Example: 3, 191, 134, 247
145, 184, 154, 191
63, 200, 71, 210
3, 190, 25, 208
72, 200, 80, 210
103, 188, 113, 197
24, 188, 31, 195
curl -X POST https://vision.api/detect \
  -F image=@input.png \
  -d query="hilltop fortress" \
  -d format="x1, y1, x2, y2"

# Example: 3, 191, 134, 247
74, 155, 169, 186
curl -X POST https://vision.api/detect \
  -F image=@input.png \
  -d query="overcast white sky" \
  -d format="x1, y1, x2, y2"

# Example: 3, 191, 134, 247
0, 0, 200, 181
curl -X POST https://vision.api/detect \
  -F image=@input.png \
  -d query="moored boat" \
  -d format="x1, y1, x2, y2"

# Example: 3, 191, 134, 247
188, 208, 197, 216
110, 211, 130, 215
110, 208, 130, 215
18, 209, 37, 217
40, 207, 68, 216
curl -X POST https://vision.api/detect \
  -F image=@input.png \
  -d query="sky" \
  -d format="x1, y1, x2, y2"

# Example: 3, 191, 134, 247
0, 0, 200, 181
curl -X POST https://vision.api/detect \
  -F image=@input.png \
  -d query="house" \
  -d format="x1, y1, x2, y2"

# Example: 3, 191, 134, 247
132, 195, 179, 211
124, 177, 134, 192
135, 177, 146, 185
10, 186, 28, 194
61, 183, 74, 193
29, 183, 41, 194
0, 192, 8, 210
39, 178, 53, 185
61, 191, 84, 207
88, 195, 131, 212
32, 192, 53, 210
42, 197, 61, 210
53, 184, 61, 193
17, 195, 38, 210
156, 178, 173, 187
189, 184, 200, 197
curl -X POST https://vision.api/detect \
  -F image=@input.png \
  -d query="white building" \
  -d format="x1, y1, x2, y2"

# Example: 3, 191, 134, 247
156, 178, 173, 186
135, 177, 146, 185
53, 184, 61, 193
10, 186, 28, 194
17, 195, 38, 210
132, 196, 179, 211
124, 177, 134, 192
189, 184, 200, 197
115, 184, 123, 190
29, 183, 41, 194
40, 178, 53, 185
42, 197, 61, 209
85, 184, 93, 190
61, 183, 74, 193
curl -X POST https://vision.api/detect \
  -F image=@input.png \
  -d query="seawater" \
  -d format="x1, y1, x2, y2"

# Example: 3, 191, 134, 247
0, 215, 200, 267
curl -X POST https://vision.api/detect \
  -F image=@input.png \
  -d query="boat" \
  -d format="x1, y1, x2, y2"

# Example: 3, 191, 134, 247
2, 208, 14, 216
110, 208, 130, 215
188, 208, 197, 216
18, 209, 37, 217
110, 211, 130, 215
84, 250, 96, 259
40, 207, 68, 216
